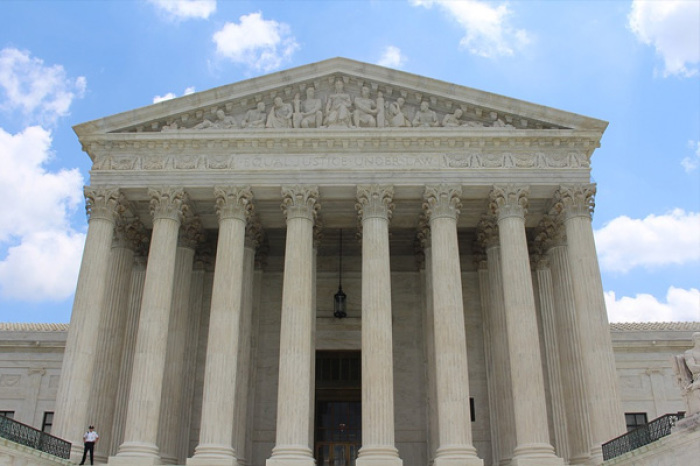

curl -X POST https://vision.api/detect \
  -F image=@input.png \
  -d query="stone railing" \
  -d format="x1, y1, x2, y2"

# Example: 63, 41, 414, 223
602, 413, 684, 461
0, 415, 71, 459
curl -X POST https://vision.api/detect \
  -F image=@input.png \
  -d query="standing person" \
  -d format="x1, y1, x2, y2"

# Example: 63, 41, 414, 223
79, 425, 99, 465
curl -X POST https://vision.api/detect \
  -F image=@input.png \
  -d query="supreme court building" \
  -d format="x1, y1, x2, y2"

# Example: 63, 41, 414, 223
52, 58, 628, 466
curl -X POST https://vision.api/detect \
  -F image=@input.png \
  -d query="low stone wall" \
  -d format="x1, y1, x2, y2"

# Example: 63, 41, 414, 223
0, 438, 73, 466
603, 414, 700, 466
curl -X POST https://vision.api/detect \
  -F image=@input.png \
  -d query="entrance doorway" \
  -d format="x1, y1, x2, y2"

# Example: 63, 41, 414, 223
315, 351, 361, 466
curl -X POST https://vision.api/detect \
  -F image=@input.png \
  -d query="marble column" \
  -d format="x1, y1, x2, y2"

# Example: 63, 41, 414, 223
553, 184, 625, 461
111, 254, 147, 455
531, 255, 570, 461
90, 217, 146, 463
355, 184, 402, 466
489, 185, 563, 466
476, 215, 515, 466
111, 188, 188, 465
539, 216, 592, 465
233, 219, 263, 466
53, 187, 121, 461
266, 185, 319, 466
423, 185, 482, 466
189, 187, 253, 466
160, 217, 203, 464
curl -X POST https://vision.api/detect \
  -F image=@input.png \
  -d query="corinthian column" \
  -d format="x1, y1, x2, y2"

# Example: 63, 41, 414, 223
267, 186, 319, 466
355, 184, 402, 466
476, 215, 515, 466
423, 185, 482, 466
553, 185, 625, 461
489, 185, 563, 466
53, 187, 121, 461
111, 188, 188, 466
189, 187, 253, 466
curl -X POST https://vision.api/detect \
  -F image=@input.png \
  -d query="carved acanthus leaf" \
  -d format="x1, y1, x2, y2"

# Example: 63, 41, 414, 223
489, 184, 529, 220
213, 186, 254, 222
356, 184, 394, 222
423, 184, 462, 221
281, 185, 320, 221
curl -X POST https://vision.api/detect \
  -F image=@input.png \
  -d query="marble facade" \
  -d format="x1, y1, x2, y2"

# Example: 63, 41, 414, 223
4, 59, 690, 466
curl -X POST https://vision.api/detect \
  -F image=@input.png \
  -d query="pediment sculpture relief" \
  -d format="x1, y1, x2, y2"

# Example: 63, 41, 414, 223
116, 76, 565, 134
672, 332, 700, 417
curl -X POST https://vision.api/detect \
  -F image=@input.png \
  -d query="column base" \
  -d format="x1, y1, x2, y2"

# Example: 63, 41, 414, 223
433, 456, 483, 466
356, 445, 403, 466
187, 443, 237, 466
109, 441, 163, 465
188, 458, 238, 466
433, 444, 483, 466
108, 456, 163, 466
266, 444, 314, 466
510, 443, 564, 466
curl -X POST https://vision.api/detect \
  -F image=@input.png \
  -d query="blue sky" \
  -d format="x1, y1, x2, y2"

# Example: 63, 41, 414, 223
0, 0, 698, 323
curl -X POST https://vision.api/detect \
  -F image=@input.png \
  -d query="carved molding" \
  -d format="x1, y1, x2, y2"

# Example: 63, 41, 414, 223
148, 187, 188, 223
423, 184, 462, 221
489, 184, 529, 220
84, 186, 121, 222
281, 185, 320, 222
356, 184, 394, 222
213, 186, 254, 223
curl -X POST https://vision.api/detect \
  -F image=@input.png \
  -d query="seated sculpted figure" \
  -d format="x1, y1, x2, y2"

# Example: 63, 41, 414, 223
241, 102, 267, 128
387, 97, 411, 127
195, 109, 236, 129
353, 86, 378, 128
442, 108, 464, 127
294, 87, 323, 128
267, 96, 293, 128
325, 79, 353, 128
672, 332, 700, 416
412, 101, 438, 127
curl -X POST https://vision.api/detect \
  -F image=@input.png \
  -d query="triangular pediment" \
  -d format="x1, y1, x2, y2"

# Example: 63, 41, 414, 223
74, 58, 606, 138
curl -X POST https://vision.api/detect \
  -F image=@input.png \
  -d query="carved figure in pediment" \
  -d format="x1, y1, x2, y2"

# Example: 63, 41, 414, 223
387, 97, 411, 127
353, 86, 379, 128
242, 102, 267, 128
267, 96, 293, 128
161, 120, 180, 132
492, 118, 514, 128
413, 101, 439, 127
442, 108, 464, 127
293, 87, 323, 128
672, 332, 700, 416
324, 79, 353, 128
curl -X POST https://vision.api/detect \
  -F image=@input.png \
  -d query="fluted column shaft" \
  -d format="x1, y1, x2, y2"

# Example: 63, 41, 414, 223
267, 186, 319, 466
160, 219, 201, 464
356, 185, 402, 466
112, 188, 187, 465
53, 187, 120, 461
489, 185, 562, 466
189, 187, 253, 466
548, 243, 591, 464
555, 185, 625, 461
91, 220, 142, 462
424, 185, 482, 466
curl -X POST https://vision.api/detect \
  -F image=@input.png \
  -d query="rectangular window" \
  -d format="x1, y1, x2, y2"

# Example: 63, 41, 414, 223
41, 412, 54, 434
625, 412, 647, 432
0, 411, 14, 419
470, 397, 475, 422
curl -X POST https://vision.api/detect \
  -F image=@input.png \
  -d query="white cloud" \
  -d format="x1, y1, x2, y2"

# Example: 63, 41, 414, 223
682, 140, 700, 172
212, 12, 299, 72
0, 126, 85, 301
148, 0, 216, 20
377, 46, 407, 69
595, 210, 700, 273
628, 0, 700, 77
153, 86, 196, 103
605, 287, 700, 322
410, 0, 530, 58
0, 48, 86, 125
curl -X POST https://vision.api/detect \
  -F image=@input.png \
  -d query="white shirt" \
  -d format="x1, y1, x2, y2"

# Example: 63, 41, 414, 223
84, 430, 99, 442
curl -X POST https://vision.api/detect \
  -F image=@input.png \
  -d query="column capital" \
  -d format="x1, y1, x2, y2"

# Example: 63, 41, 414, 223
179, 216, 206, 249
313, 218, 323, 249
423, 184, 462, 222
148, 188, 188, 223
356, 184, 394, 222
113, 217, 149, 255
85, 186, 121, 223
533, 214, 567, 254
489, 184, 529, 220
245, 216, 264, 250
552, 184, 596, 221
214, 186, 254, 222
476, 214, 499, 250
281, 185, 320, 222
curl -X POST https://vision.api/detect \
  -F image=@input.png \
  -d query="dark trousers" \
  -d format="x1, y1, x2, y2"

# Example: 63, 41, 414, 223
80, 441, 95, 465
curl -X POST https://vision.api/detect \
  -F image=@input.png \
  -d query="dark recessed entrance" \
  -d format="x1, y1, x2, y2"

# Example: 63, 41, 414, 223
315, 351, 361, 466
